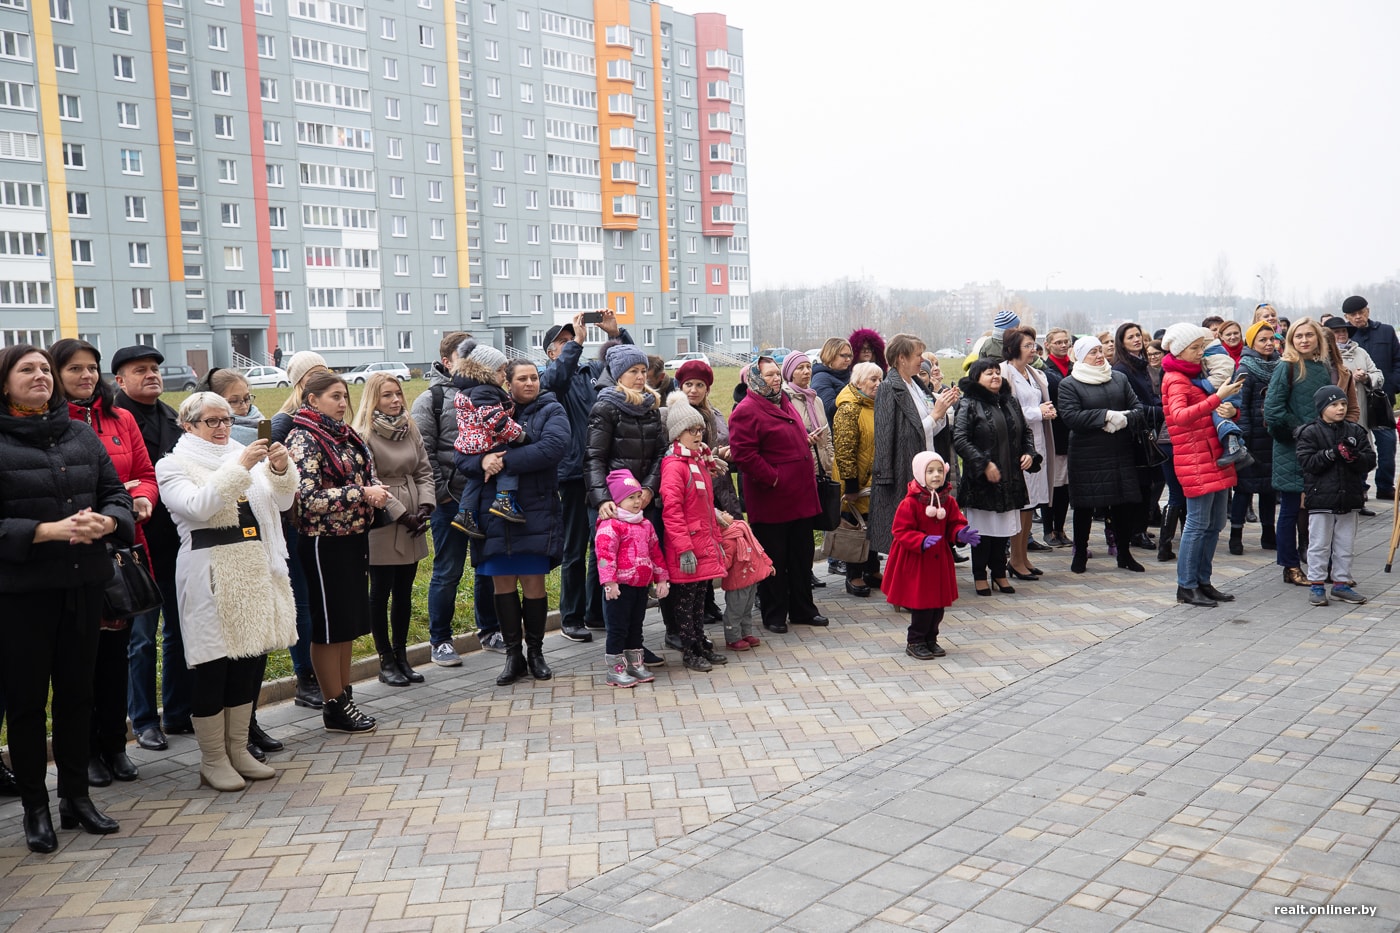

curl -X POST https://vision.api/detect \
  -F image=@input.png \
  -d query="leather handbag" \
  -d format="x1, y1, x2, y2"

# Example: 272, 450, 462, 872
1367, 387, 1395, 428
813, 464, 843, 532
1133, 423, 1169, 469
821, 509, 870, 564
102, 542, 163, 620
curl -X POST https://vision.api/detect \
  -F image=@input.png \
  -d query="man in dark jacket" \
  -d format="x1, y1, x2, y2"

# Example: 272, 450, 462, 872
1343, 295, 1400, 499
111, 346, 191, 751
411, 331, 502, 663
539, 310, 632, 642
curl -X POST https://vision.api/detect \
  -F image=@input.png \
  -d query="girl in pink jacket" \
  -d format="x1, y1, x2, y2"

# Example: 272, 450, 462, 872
718, 519, 774, 651
595, 469, 668, 688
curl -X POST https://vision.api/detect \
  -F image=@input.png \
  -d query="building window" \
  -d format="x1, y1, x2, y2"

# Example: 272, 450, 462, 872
494, 224, 509, 245
211, 70, 230, 94
217, 158, 237, 183
260, 77, 278, 101
67, 191, 89, 217
423, 103, 438, 125
75, 287, 97, 311
208, 25, 227, 49
226, 289, 246, 312
124, 195, 146, 220
269, 206, 286, 228
263, 120, 281, 144
223, 246, 243, 269
421, 64, 436, 86
113, 55, 135, 80
131, 287, 153, 312
432, 256, 447, 276
418, 25, 433, 47
383, 57, 398, 79
528, 260, 541, 279
425, 142, 440, 163
427, 180, 442, 201
430, 218, 445, 238
214, 114, 235, 138
271, 248, 289, 270
387, 137, 402, 158
70, 239, 94, 264
116, 101, 138, 127
266, 163, 284, 186
56, 94, 80, 120
257, 34, 274, 58
120, 149, 142, 174
397, 330, 413, 352
220, 203, 240, 226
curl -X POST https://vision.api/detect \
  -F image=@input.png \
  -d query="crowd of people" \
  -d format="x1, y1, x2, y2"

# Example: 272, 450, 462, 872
1, 294, 1396, 854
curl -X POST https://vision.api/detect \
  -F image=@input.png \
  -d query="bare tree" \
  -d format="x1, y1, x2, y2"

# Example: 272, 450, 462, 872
1255, 261, 1281, 304
1201, 252, 1235, 312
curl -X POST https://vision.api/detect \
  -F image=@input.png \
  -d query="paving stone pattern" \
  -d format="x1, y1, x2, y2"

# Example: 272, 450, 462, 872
2, 518, 1398, 931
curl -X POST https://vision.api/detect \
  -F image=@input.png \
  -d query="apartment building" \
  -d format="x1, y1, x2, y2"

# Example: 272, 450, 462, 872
0, 0, 749, 372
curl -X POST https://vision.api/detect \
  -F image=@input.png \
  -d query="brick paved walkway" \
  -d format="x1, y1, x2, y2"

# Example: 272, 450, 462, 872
2, 513, 1397, 931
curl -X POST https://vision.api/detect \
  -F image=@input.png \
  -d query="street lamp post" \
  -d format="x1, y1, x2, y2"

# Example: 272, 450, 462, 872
777, 290, 789, 349
1045, 271, 1060, 325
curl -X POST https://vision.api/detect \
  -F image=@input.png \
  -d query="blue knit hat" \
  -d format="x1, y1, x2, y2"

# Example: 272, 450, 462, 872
992, 309, 1021, 339
1313, 385, 1346, 416
606, 344, 649, 380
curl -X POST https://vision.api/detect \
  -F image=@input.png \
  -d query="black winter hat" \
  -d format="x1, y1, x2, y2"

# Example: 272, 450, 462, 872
1313, 385, 1347, 416
1342, 295, 1369, 316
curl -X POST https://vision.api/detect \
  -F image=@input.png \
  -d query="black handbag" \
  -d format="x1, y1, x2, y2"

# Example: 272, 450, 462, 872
1134, 424, 1169, 469
814, 464, 843, 532
102, 542, 163, 620
1367, 387, 1395, 428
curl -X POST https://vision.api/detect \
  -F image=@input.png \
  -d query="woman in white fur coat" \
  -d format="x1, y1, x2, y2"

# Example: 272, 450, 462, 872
155, 392, 300, 792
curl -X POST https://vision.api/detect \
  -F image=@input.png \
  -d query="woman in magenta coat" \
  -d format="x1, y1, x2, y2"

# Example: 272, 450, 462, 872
882, 452, 977, 659
728, 357, 823, 634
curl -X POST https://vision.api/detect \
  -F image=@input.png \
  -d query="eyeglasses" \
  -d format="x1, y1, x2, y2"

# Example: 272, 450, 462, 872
227, 394, 255, 406
838, 352, 853, 359
685, 426, 705, 435
197, 417, 234, 429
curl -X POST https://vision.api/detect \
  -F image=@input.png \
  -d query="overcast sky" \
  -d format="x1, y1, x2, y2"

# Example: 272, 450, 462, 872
695, 1, 1399, 302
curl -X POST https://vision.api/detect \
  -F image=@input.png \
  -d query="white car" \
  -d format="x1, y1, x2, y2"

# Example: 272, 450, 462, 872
345, 361, 412, 384
664, 352, 710, 370
244, 365, 291, 387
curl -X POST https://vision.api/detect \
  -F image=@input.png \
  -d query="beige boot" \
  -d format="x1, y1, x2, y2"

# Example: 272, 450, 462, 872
193, 714, 245, 792
224, 704, 275, 781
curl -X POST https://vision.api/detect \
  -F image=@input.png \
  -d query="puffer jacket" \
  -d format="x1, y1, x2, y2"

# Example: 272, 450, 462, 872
1233, 349, 1279, 495
1264, 359, 1359, 494
595, 515, 666, 588
719, 519, 773, 591
409, 361, 466, 504
1163, 369, 1236, 498
585, 388, 665, 509
811, 362, 850, 422
538, 329, 634, 483
0, 409, 135, 592
660, 447, 726, 583
953, 376, 1039, 514
67, 399, 156, 553
1296, 418, 1374, 512
831, 382, 875, 514
1056, 370, 1144, 507
461, 390, 569, 568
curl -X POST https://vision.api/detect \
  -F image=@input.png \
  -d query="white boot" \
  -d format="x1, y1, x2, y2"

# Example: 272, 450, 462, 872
224, 704, 275, 781
605, 654, 638, 688
624, 649, 655, 684
193, 714, 245, 792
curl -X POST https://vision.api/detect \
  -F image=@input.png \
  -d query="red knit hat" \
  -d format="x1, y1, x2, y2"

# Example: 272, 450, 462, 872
674, 359, 713, 388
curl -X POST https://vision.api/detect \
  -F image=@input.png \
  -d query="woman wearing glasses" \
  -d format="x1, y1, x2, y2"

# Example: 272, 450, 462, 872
196, 369, 265, 446
812, 337, 855, 423
156, 394, 299, 790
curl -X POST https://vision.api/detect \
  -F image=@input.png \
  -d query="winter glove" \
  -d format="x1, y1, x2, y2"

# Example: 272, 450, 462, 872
679, 551, 698, 574
1103, 410, 1128, 434
956, 526, 982, 546
604, 582, 621, 600
415, 503, 435, 522
655, 581, 670, 599
1336, 442, 1357, 463
395, 512, 423, 533
921, 534, 943, 551
1341, 434, 1361, 453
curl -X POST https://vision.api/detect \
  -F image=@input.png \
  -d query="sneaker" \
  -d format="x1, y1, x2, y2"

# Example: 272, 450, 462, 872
488, 492, 528, 524
450, 510, 486, 540
642, 646, 666, 666
479, 631, 506, 653
559, 623, 594, 643
324, 693, 376, 734
1309, 585, 1329, 607
1330, 585, 1367, 604
905, 642, 936, 660
431, 641, 463, 667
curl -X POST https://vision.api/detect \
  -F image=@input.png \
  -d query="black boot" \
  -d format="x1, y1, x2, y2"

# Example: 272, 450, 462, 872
1157, 506, 1181, 562
1176, 586, 1217, 608
248, 704, 283, 754
1228, 526, 1244, 556
494, 592, 529, 686
294, 671, 324, 710
522, 596, 553, 681
395, 646, 424, 684
1260, 525, 1277, 550
378, 652, 410, 687
23, 803, 56, 853
58, 796, 119, 834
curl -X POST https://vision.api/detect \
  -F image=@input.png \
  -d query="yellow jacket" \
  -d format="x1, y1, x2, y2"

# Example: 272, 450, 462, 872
831, 382, 875, 514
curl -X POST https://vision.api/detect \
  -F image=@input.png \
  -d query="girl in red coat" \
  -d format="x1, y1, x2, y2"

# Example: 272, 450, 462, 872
882, 452, 981, 660
660, 393, 729, 672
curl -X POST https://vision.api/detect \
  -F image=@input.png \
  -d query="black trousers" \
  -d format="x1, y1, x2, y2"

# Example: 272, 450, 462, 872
1042, 484, 1070, 538
970, 535, 1009, 583
908, 608, 945, 645
91, 627, 131, 758
369, 563, 417, 654
558, 478, 603, 627
751, 517, 819, 627
191, 655, 266, 718
1, 586, 102, 808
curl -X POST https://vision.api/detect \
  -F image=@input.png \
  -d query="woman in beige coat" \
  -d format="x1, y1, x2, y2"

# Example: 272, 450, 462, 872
354, 373, 435, 686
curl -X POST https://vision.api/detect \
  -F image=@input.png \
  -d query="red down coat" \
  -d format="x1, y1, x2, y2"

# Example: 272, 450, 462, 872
660, 447, 726, 583
881, 480, 967, 611
68, 400, 156, 553
1162, 370, 1236, 498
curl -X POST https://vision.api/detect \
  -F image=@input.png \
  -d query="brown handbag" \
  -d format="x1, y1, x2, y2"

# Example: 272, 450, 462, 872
821, 508, 870, 564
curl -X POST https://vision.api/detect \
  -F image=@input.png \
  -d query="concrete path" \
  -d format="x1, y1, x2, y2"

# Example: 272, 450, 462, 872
1, 513, 1397, 932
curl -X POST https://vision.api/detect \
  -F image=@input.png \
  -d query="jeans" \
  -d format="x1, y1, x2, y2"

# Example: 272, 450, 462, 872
558, 478, 603, 627
1276, 491, 1303, 569
1306, 511, 1358, 585
127, 562, 193, 733
457, 466, 517, 518
602, 583, 648, 655
285, 520, 313, 678
427, 501, 470, 645
1372, 425, 1396, 492
1160, 457, 1186, 510
1177, 490, 1229, 588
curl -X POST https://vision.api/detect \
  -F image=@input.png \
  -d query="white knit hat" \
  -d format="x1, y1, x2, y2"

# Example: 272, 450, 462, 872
664, 391, 706, 442
1161, 323, 1214, 356
1072, 335, 1102, 363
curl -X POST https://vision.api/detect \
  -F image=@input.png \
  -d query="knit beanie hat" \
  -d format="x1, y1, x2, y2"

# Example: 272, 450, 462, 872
1244, 320, 1274, 349
664, 391, 706, 441
781, 351, 812, 384
606, 344, 648, 381
1161, 323, 1214, 356
911, 451, 948, 517
1072, 335, 1102, 363
1342, 295, 1368, 316
1313, 385, 1347, 416
467, 344, 508, 373
674, 359, 713, 388
606, 468, 643, 505
992, 309, 1021, 340
286, 351, 328, 387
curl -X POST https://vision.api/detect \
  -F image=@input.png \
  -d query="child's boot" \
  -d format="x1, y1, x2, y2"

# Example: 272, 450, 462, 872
451, 509, 486, 540
682, 642, 713, 672
1217, 434, 1254, 468
605, 654, 638, 688
489, 491, 528, 524
623, 648, 655, 683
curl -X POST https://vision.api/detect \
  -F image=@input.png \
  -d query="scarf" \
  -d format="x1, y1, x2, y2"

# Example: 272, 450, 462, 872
1047, 353, 1072, 379
8, 402, 48, 417
371, 410, 412, 442
1071, 358, 1113, 385
670, 439, 719, 475
598, 384, 659, 417
745, 358, 783, 404
783, 382, 821, 429
615, 506, 646, 524
1224, 341, 1244, 364
1160, 354, 1202, 377
291, 406, 373, 486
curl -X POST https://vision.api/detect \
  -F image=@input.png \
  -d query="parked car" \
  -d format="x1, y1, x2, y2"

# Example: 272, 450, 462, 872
244, 365, 291, 388
750, 347, 792, 364
663, 352, 710, 370
344, 361, 412, 384
161, 364, 198, 391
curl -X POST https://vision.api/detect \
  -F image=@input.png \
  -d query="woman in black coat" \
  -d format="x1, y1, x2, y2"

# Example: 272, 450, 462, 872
1230, 321, 1280, 553
1058, 336, 1146, 574
465, 360, 570, 685
954, 359, 1039, 595
1111, 321, 1164, 551
811, 337, 854, 423
0, 345, 135, 852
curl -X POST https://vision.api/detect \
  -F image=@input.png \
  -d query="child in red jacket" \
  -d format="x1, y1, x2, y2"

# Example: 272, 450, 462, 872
596, 469, 669, 687
882, 452, 981, 659
660, 393, 729, 672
